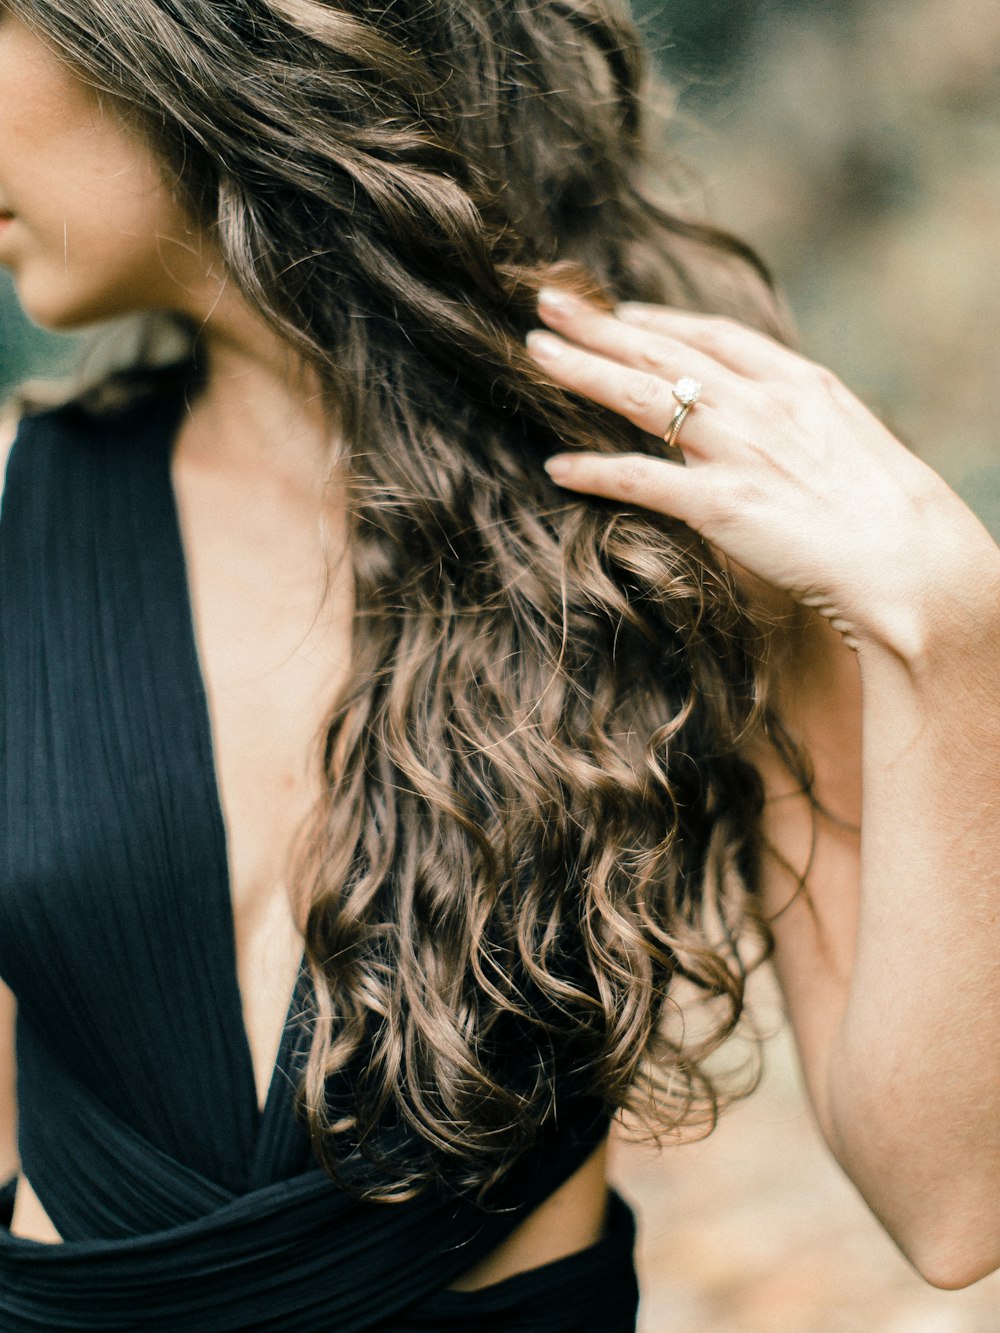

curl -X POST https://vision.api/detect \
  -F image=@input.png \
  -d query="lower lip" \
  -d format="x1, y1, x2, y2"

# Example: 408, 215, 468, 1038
0, 215, 13, 236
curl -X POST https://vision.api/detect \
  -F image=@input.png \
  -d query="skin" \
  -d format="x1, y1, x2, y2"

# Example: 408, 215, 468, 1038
0, 11, 609, 1282
2, 5, 998, 1294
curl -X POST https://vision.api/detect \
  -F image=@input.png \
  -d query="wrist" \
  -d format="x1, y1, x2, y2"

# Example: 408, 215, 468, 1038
856, 543, 1000, 675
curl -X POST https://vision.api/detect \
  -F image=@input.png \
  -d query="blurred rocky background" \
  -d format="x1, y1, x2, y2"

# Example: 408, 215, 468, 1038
3, 1, 999, 1327
638, 0, 1000, 535
612, 2, 1000, 1330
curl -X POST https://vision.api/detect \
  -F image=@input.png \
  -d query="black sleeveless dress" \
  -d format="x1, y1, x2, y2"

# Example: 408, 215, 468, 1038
0, 390, 639, 1331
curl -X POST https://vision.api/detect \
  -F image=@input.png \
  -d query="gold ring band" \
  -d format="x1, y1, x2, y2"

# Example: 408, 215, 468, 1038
663, 376, 703, 450
663, 402, 693, 449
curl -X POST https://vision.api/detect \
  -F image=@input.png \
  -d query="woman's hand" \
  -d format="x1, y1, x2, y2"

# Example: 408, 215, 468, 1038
527, 289, 1000, 658
525, 291, 1000, 1285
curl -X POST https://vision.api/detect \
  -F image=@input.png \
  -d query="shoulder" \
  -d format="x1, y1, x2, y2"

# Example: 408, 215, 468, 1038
0, 409, 19, 509
0, 401, 60, 515
0, 397, 109, 510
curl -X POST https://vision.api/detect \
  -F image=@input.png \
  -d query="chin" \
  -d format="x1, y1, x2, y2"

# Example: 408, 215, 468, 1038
12, 278, 127, 334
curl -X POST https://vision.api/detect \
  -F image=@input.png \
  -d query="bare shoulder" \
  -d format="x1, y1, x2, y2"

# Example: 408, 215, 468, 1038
0, 410, 18, 448
0, 409, 20, 506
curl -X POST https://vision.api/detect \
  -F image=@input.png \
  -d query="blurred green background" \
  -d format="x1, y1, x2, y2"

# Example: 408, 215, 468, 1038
0, 282, 79, 397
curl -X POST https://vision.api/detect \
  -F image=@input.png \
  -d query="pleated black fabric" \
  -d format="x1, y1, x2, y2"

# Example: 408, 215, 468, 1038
0, 391, 639, 1331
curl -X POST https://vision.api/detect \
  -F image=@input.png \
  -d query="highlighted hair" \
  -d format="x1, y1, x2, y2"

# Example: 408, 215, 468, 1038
21, 0, 792, 1198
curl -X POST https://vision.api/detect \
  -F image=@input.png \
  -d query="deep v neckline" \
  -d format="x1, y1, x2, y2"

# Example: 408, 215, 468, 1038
149, 387, 308, 1125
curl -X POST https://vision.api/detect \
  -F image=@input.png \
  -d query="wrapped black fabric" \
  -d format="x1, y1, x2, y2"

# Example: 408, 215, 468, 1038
0, 395, 639, 1330
0, 1168, 637, 1331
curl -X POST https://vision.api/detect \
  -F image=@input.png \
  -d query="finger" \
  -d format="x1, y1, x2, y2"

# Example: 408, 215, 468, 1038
543, 449, 709, 530
537, 287, 738, 393
527, 330, 717, 446
614, 303, 806, 383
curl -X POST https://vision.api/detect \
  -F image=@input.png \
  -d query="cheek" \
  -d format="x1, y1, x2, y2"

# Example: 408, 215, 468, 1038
12, 186, 189, 331
0, 42, 203, 328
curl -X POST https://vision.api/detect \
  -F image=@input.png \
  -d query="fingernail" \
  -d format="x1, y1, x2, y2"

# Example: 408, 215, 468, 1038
615, 303, 643, 324
526, 330, 563, 361
544, 455, 571, 480
537, 287, 577, 318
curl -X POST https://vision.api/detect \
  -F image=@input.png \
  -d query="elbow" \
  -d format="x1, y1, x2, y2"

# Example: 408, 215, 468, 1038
883, 1191, 1000, 1291
906, 1237, 1000, 1292
831, 1137, 999, 1289
824, 1078, 1000, 1290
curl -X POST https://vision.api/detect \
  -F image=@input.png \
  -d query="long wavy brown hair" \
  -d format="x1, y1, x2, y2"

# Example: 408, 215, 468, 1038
18, 0, 796, 1200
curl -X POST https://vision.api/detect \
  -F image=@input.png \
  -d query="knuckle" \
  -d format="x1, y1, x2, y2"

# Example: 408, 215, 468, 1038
708, 475, 759, 523
773, 364, 846, 421
636, 345, 673, 377
615, 454, 650, 495
623, 373, 662, 415
812, 364, 845, 398
768, 382, 803, 418
697, 315, 738, 351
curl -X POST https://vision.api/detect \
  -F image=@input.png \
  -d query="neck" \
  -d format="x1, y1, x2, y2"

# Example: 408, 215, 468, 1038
179, 285, 334, 500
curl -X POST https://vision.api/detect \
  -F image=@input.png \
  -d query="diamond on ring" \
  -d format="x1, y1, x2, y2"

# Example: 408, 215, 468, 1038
672, 376, 702, 408
663, 375, 702, 451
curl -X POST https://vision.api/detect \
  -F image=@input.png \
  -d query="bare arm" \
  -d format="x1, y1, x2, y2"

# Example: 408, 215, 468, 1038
526, 290, 1000, 1286
757, 597, 1000, 1289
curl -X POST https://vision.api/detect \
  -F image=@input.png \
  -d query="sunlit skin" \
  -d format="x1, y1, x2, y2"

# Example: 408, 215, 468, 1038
2, 4, 1000, 1294
0, 17, 196, 326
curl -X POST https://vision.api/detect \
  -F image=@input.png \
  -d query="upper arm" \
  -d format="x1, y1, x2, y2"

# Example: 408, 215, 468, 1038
748, 608, 864, 1135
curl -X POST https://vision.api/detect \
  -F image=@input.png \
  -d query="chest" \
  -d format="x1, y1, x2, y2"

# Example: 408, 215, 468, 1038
171, 453, 354, 1103
176, 478, 351, 906
0, 403, 351, 1177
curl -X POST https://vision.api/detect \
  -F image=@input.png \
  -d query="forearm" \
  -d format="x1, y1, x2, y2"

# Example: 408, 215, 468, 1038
835, 603, 1000, 1278
766, 569, 1000, 1285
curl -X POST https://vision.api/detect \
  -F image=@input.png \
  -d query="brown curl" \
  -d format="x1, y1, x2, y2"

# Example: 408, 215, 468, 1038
18, 0, 796, 1200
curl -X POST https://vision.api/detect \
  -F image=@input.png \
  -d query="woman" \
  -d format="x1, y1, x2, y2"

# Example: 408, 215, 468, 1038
0, 1, 997, 1328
